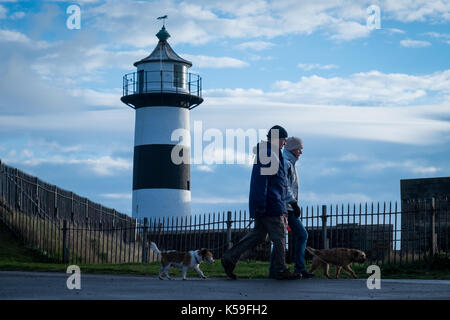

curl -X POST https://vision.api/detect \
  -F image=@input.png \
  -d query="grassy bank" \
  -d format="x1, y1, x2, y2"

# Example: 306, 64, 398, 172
1, 220, 449, 279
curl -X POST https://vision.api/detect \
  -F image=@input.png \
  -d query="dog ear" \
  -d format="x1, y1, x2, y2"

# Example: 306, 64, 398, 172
352, 250, 360, 258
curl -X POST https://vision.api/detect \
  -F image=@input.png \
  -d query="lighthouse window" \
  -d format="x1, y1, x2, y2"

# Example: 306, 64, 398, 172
173, 64, 183, 88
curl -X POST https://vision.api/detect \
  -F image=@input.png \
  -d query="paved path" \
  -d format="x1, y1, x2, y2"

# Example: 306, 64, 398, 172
0, 271, 449, 300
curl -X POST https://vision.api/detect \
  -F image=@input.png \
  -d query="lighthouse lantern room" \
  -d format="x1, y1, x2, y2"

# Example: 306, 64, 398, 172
121, 24, 203, 220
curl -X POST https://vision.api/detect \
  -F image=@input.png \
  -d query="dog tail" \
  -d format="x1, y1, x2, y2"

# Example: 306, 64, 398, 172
150, 242, 161, 255
306, 246, 317, 255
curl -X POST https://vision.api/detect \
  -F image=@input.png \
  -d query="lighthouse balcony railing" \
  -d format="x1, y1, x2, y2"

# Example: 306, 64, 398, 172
122, 71, 202, 98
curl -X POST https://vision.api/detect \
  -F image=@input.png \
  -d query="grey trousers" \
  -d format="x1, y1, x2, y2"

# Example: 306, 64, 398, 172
222, 215, 287, 273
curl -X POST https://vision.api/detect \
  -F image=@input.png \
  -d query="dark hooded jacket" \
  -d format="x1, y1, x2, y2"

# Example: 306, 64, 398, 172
249, 141, 288, 218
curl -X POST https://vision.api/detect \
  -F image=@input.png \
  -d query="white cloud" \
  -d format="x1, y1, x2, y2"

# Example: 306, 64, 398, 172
10, 11, 25, 19
338, 153, 367, 162
236, 41, 275, 51
100, 193, 132, 200
298, 63, 339, 71
272, 70, 450, 105
385, 28, 406, 35
0, 29, 30, 43
382, 0, 450, 22
301, 192, 373, 204
195, 165, 214, 172
400, 39, 431, 48
192, 196, 248, 204
13, 154, 132, 177
182, 54, 248, 68
422, 31, 450, 39
329, 20, 371, 41
0, 5, 6, 19
364, 160, 440, 175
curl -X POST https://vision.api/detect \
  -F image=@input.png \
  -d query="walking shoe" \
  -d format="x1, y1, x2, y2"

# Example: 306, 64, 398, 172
275, 269, 302, 280
221, 258, 237, 280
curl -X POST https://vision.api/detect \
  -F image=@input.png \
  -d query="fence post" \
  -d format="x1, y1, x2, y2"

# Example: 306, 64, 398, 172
431, 197, 437, 256
226, 211, 233, 249
142, 218, 148, 263
14, 168, 19, 211
322, 205, 328, 249
62, 219, 69, 264
54, 187, 58, 219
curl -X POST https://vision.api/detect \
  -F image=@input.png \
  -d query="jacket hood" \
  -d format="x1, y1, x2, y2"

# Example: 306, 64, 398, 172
283, 149, 298, 165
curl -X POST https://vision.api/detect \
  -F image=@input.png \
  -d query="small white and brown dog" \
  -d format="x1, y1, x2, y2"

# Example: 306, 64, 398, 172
150, 242, 215, 280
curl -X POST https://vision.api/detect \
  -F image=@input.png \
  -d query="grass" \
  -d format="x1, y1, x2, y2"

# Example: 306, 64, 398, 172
1, 218, 449, 280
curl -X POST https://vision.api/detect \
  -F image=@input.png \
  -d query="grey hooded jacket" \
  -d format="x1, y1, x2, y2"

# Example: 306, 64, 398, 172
283, 149, 299, 211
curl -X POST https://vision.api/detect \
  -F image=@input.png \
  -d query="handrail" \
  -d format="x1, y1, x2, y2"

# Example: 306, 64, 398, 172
122, 71, 202, 98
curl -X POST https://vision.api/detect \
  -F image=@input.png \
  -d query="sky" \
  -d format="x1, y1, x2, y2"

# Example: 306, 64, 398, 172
0, 0, 449, 217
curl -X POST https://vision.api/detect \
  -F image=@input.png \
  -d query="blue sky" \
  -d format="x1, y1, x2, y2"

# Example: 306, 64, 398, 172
0, 0, 449, 216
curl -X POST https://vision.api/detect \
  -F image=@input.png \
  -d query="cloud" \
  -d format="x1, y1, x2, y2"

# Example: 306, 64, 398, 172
298, 63, 339, 71
385, 28, 406, 35
301, 192, 373, 204
236, 41, 275, 51
192, 196, 248, 204
0, 5, 6, 19
195, 165, 214, 172
382, 0, 450, 22
338, 153, 367, 162
364, 160, 440, 175
400, 39, 431, 48
100, 193, 132, 200
87, 0, 380, 46
6, 152, 132, 177
0, 29, 31, 44
272, 70, 450, 105
328, 20, 371, 41
422, 31, 450, 39
10, 11, 25, 19
182, 54, 249, 68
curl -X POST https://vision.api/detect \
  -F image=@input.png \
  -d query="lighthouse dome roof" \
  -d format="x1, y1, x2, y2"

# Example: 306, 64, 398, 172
133, 26, 192, 67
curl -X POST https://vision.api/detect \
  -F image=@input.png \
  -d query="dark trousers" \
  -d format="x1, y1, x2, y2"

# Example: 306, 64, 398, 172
269, 212, 308, 277
222, 215, 288, 273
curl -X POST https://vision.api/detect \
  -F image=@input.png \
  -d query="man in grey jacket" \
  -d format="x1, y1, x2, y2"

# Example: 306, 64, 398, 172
269, 136, 315, 278
221, 126, 301, 280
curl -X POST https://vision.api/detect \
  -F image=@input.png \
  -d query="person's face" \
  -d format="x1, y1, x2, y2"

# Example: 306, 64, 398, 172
291, 145, 303, 158
278, 138, 287, 150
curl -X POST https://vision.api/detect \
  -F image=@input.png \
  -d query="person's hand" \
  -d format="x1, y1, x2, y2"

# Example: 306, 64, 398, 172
290, 202, 301, 218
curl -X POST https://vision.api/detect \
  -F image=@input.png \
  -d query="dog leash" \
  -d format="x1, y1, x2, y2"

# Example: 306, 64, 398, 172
306, 248, 329, 264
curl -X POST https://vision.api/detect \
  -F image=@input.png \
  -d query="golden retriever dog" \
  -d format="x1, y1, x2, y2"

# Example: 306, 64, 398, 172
306, 246, 366, 279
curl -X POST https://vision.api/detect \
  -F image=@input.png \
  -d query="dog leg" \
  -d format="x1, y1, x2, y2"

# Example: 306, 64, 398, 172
158, 266, 165, 280
194, 265, 207, 279
310, 257, 320, 274
323, 263, 331, 279
335, 266, 342, 279
182, 266, 188, 280
163, 265, 172, 280
343, 265, 358, 278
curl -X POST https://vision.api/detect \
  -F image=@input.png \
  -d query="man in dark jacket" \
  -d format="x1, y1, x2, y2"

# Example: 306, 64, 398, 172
221, 125, 301, 280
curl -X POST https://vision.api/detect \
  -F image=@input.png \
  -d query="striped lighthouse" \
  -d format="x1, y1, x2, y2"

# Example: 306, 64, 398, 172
121, 25, 203, 220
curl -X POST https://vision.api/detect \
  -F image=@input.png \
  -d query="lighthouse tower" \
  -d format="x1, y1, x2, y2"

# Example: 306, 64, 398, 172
121, 25, 203, 220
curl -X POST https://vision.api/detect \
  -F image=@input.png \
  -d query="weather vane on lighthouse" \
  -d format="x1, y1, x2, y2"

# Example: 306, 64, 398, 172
121, 20, 203, 220
157, 15, 168, 26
